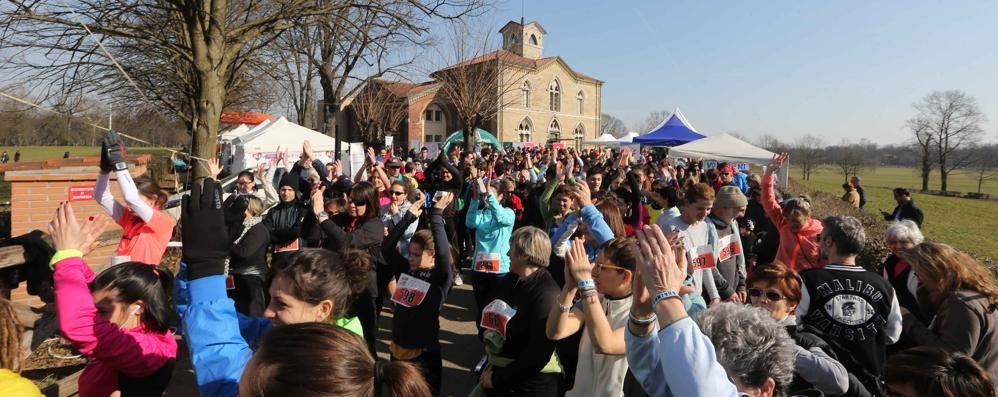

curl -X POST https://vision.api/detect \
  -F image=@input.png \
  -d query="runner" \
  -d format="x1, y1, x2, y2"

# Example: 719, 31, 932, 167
49, 202, 177, 397
383, 192, 454, 395
95, 130, 175, 265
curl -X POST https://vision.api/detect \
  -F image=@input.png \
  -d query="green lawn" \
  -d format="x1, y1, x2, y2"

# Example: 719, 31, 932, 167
793, 165, 998, 261
0, 146, 174, 203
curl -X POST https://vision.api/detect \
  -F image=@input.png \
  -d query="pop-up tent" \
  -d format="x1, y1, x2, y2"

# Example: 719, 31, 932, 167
219, 124, 253, 143
584, 133, 620, 145
617, 132, 639, 143
633, 109, 706, 146
230, 117, 339, 172
668, 132, 788, 187
442, 128, 502, 154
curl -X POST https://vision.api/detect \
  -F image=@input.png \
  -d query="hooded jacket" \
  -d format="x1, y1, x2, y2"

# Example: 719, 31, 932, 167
761, 175, 824, 271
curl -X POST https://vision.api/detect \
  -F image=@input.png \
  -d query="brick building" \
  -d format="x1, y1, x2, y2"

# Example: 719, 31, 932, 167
341, 20, 603, 150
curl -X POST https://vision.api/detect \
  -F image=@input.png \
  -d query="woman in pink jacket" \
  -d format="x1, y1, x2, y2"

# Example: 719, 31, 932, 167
48, 202, 177, 397
761, 153, 824, 271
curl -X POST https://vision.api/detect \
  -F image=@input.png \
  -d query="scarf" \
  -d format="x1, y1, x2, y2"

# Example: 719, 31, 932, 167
224, 216, 263, 274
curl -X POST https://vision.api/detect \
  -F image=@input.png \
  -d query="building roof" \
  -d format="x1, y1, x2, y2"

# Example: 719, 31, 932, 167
433, 49, 601, 83
377, 80, 439, 97
499, 20, 547, 35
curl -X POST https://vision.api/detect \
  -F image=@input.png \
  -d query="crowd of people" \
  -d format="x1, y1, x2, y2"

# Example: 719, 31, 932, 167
0, 129, 995, 397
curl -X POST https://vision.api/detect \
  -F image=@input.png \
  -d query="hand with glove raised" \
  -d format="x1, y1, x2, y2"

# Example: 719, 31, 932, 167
101, 130, 128, 172
181, 178, 230, 280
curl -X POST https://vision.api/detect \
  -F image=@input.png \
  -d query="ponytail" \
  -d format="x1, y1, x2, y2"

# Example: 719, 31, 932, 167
245, 323, 431, 397
90, 262, 175, 332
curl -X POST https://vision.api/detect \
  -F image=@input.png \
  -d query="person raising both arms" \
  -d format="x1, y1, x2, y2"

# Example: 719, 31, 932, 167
761, 153, 824, 271
48, 202, 178, 397
95, 130, 175, 265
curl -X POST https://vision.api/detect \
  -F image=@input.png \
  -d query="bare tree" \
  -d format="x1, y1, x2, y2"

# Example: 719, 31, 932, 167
911, 90, 986, 191
350, 80, 409, 147
756, 134, 788, 153
433, 24, 527, 150
600, 113, 627, 137
970, 144, 998, 194
830, 144, 867, 182
0, 1, 483, 177
639, 110, 671, 133
906, 116, 935, 191
790, 134, 825, 181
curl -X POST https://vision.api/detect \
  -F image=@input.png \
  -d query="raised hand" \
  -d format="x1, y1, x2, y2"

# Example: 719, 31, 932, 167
303, 140, 315, 163
181, 178, 228, 280
366, 147, 376, 164
310, 185, 326, 216
572, 179, 593, 208
48, 202, 109, 254
566, 237, 595, 285
207, 157, 222, 178
330, 160, 342, 179
634, 225, 687, 296
766, 152, 789, 176
102, 130, 127, 171
408, 201, 424, 218
433, 191, 454, 209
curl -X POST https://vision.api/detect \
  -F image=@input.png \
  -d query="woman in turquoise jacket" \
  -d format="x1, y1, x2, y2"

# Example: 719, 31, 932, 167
174, 179, 369, 397
466, 179, 516, 338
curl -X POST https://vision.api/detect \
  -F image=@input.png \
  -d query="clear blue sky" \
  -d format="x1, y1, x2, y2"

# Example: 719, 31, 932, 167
467, 0, 998, 145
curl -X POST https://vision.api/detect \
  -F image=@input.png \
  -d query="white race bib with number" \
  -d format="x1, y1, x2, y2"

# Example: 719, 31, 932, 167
474, 252, 502, 274
717, 235, 743, 262
391, 274, 432, 308
480, 299, 517, 337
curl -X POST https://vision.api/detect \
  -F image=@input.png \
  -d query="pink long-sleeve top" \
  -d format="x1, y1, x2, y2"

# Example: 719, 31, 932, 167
53, 255, 177, 397
761, 175, 825, 271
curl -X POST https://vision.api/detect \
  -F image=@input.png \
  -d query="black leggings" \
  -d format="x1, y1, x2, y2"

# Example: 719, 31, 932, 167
471, 272, 505, 340
350, 291, 380, 356
227, 274, 266, 317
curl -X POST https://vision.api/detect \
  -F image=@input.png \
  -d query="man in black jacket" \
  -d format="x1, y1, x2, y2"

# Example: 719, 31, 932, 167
881, 188, 924, 227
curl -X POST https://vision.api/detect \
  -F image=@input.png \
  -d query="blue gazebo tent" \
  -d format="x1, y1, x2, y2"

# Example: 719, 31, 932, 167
633, 108, 706, 146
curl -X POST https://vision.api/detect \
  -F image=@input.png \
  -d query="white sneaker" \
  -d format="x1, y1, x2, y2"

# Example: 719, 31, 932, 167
453, 273, 464, 286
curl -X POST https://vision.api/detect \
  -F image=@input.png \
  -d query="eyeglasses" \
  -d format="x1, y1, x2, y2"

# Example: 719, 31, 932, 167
389, 191, 406, 196
748, 288, 784, 301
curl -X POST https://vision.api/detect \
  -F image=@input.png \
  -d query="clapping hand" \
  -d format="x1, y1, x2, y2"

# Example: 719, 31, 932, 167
572, 179, 593, 208
48, 202, 110, 255
766, 152, 789, 176
310, 185, 326, 216
634, 225, 687, 297
303, 140, 315, 163
565, 237, 595, 285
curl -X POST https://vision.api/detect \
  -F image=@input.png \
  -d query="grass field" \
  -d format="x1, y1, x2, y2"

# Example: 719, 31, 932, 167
793, 165, 998, 261
0, 146, 174, 203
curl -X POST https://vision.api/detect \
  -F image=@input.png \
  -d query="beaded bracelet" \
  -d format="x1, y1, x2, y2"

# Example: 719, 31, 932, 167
652, 290, 680, 307
577, 279, 596, 290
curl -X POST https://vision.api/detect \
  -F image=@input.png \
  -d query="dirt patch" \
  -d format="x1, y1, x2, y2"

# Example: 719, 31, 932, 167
21, 337, 87, 389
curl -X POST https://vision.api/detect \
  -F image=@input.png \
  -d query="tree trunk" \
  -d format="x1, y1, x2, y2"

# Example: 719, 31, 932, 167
463, 117, 478, 152
319, 74, 342, 158
190, 72, 226, 179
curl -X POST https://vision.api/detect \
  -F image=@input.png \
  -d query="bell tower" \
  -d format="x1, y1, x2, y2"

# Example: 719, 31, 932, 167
500, 20, 546, 60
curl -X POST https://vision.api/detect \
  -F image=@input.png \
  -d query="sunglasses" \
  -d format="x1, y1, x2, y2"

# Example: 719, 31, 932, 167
389, 191, 406, 196
350, 199, 367, 206
748, 288, 784, 301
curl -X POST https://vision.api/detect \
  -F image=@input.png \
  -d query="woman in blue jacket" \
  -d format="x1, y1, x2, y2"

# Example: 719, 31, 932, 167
466, 179, 516, 337
174, 179, 370, 397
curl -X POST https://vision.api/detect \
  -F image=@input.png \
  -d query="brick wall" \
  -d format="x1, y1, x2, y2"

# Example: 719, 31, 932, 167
5, 157, 155, 306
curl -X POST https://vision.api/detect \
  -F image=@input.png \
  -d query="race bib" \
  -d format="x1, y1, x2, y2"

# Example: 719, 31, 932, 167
480, 299, 517, 337
690, 245, 716, 271
391, 274, 431, 308
275, 239, 300, 253
717, 235, 742, 262
474, 253, 502, 273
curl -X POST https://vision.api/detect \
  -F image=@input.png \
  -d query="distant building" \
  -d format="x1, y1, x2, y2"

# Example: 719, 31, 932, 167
341, 20, 603, 149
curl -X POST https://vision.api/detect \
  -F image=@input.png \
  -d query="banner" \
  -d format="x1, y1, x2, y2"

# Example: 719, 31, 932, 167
348, 142, 366, 178
425, 142, 440, 158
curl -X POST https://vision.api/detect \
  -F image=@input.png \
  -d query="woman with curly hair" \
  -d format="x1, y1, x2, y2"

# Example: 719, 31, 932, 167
901, 241, 998, 380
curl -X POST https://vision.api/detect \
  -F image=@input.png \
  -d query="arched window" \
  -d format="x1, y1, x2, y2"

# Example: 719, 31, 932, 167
548, 80, 561, 112
576, 90, 585, 114
521, 80, 531, 108
548, 118, 561, 142
517, 118, 533, 142
574, 124, 585, 149
529, 34, 538, 46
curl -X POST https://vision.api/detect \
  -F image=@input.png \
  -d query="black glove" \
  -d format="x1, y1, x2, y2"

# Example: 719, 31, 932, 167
181, 178, 229, 280
102, 130, 127, 171
99, 135, 113, 173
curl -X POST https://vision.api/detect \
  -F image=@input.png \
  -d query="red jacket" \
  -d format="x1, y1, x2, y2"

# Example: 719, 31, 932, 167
761, 176, 825, 271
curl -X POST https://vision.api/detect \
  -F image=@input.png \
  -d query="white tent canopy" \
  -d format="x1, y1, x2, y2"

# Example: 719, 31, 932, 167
617, 132, 639, 143
584, 133, 620, 145
219, 124, 253, 142
230, 117, 340, 172
668, 133, 775, 164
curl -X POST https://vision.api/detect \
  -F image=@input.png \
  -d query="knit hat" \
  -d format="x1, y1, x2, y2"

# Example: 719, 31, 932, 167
715, 185, 747, 208
278, 173, 301, 197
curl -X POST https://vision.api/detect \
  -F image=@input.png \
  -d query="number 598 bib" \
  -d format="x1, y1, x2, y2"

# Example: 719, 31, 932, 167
391, 274, 431, 308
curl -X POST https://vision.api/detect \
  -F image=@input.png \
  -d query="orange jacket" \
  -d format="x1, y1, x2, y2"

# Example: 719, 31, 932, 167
761, 175, 825, 271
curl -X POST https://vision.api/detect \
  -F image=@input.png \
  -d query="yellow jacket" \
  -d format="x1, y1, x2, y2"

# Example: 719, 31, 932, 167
0, 369, 43, 397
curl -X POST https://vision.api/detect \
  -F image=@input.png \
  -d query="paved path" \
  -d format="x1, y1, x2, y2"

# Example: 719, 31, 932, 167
166, 272, 485, 397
